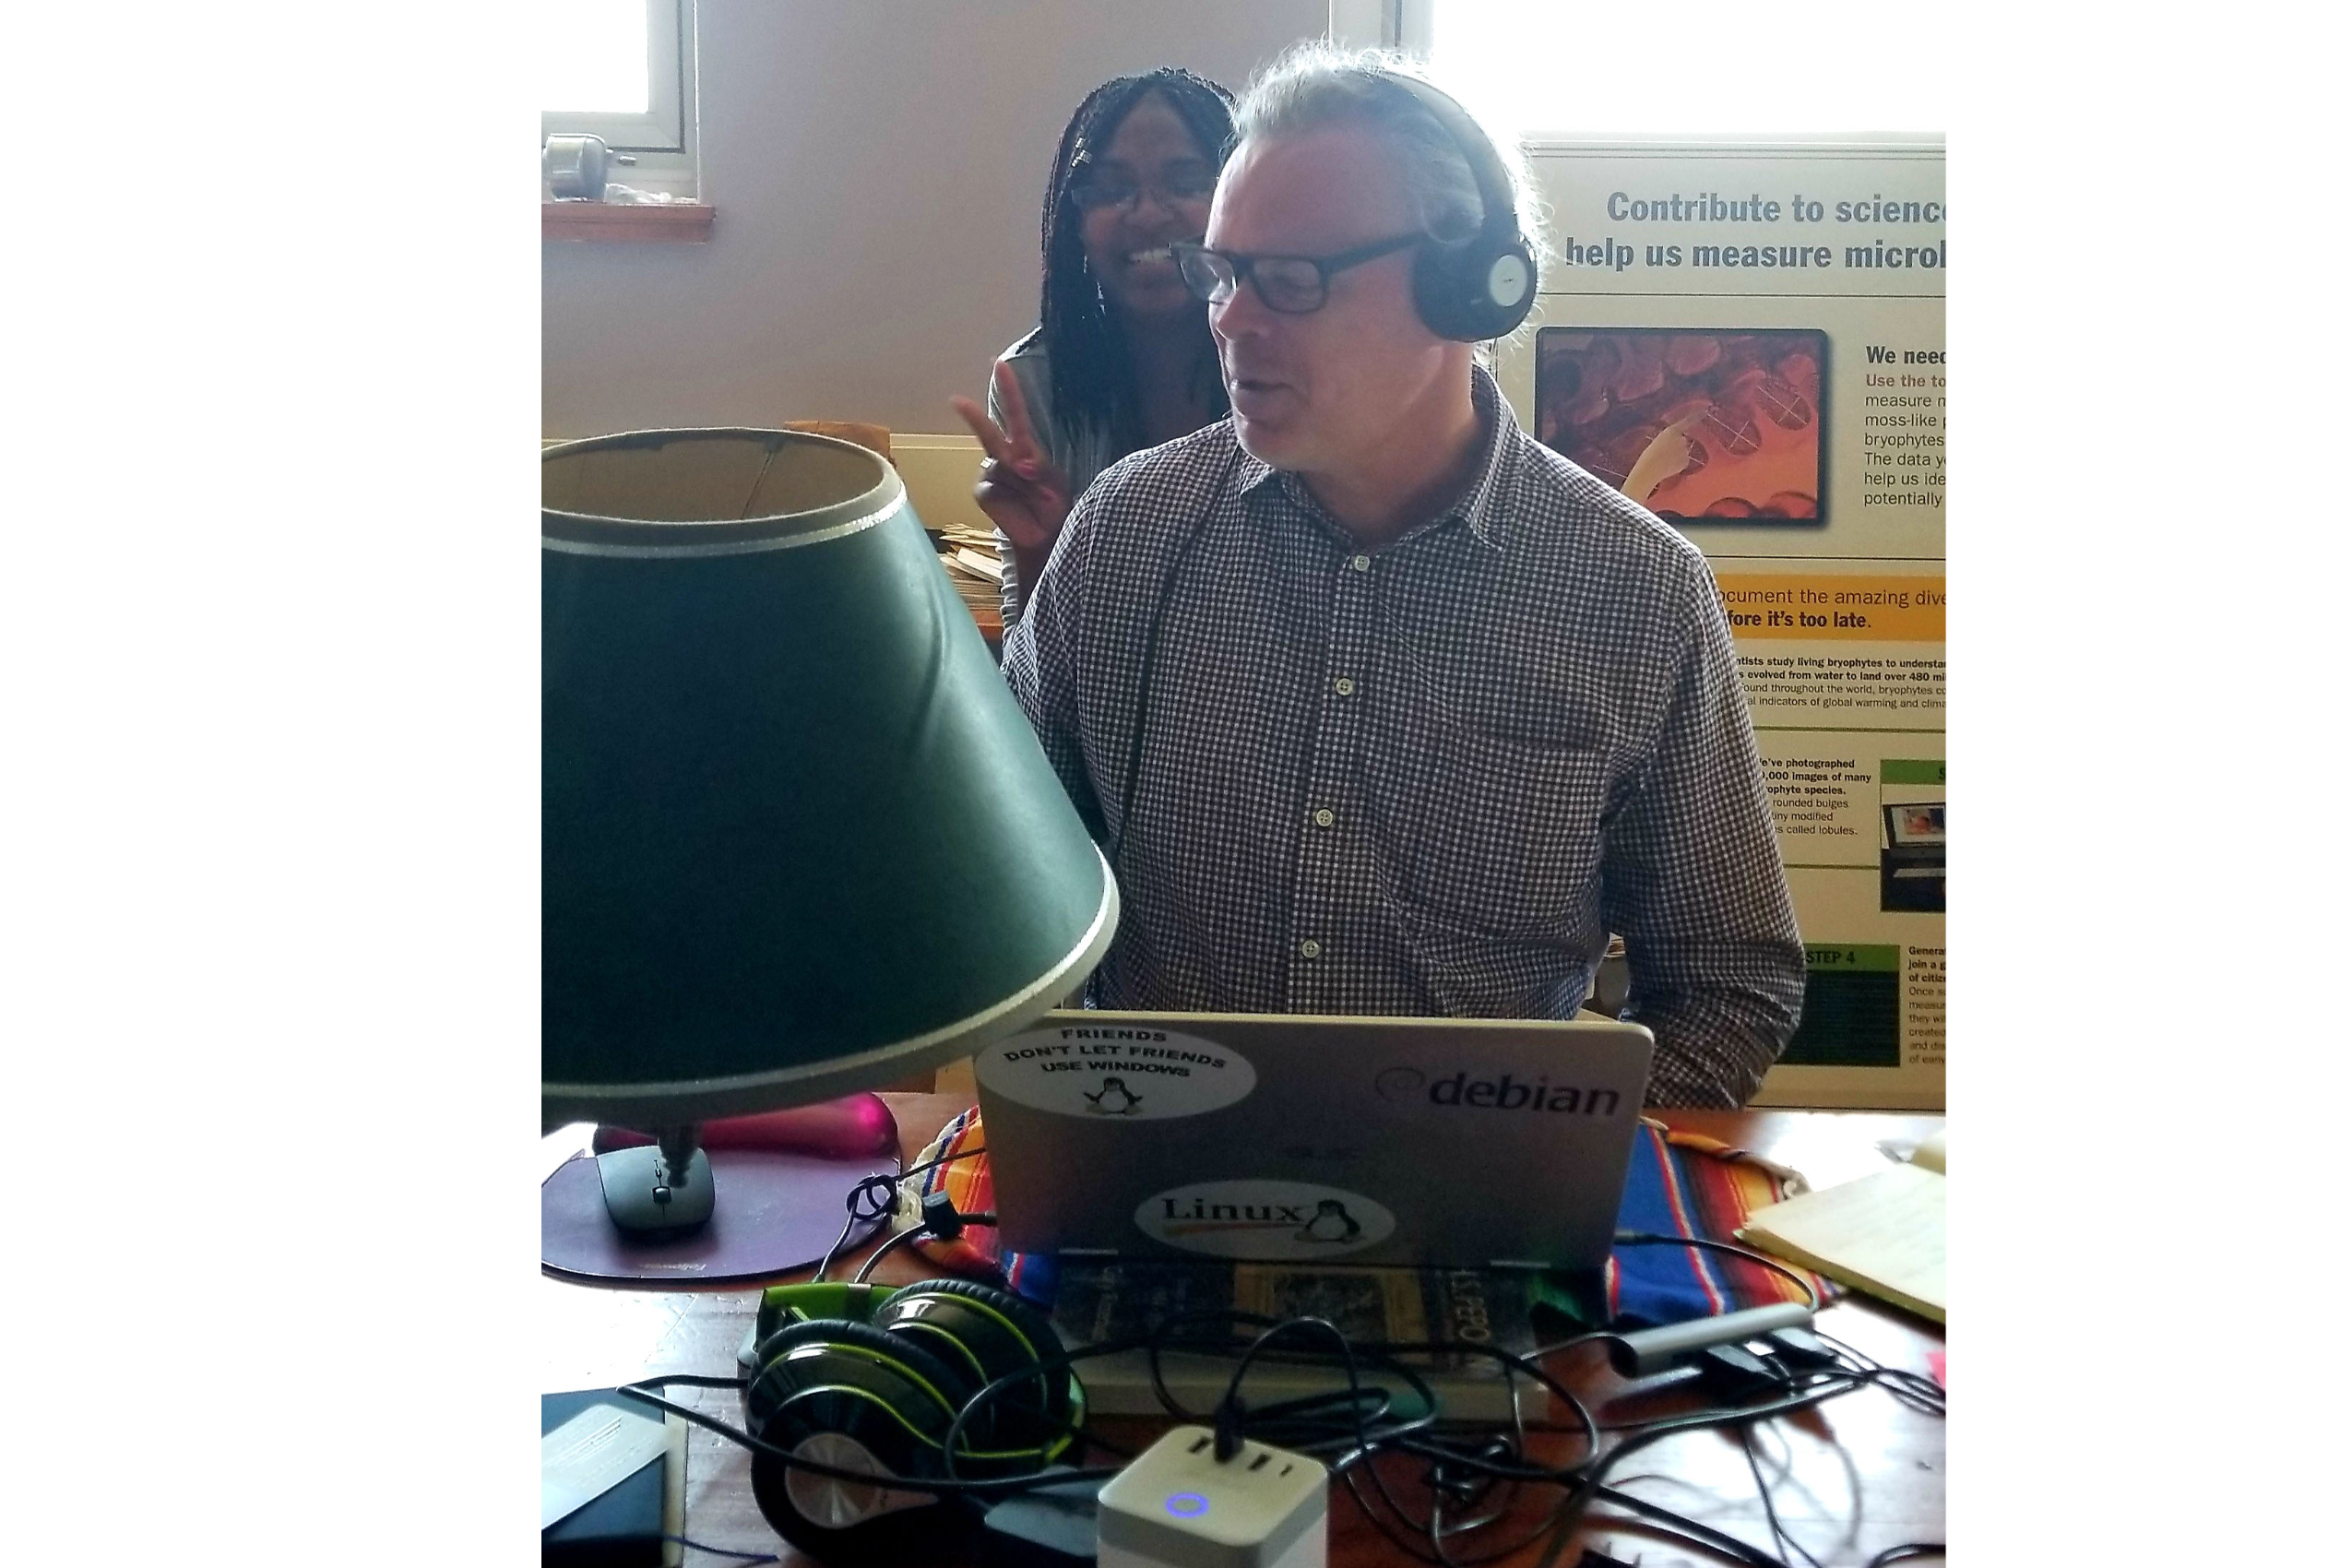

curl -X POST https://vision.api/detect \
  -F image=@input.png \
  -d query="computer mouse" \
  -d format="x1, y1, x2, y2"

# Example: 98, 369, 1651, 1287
596, 1144, 716, 1241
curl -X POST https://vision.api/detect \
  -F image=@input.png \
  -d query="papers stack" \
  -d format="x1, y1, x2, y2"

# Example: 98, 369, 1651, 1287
932, 519, 1004, 630
1738, 1124, 1946, 1323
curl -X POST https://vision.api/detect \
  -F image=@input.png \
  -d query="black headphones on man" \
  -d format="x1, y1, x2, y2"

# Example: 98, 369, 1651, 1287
1377, 70, 1539, 343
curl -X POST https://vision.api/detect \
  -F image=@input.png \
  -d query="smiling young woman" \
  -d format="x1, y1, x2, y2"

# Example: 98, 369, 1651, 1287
950, 68, 1237, 624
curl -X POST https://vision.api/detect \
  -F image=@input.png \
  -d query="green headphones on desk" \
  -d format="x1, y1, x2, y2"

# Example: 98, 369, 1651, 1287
737, 1278, 1086, 1563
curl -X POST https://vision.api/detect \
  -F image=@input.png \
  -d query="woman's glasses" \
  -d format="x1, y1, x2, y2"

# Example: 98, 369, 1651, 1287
1066, 160, 1218, 213
1170, 233, 1423, 315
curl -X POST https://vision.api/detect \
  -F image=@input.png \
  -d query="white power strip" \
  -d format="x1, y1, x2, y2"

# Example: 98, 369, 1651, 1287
1096, 1426, 1328, 1568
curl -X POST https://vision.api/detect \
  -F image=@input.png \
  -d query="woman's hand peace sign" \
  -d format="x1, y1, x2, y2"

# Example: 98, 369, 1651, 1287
950, 361, 1073, 556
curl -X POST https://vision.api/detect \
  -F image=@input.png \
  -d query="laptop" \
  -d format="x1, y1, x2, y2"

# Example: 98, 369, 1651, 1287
972, 1010, 1655, 1271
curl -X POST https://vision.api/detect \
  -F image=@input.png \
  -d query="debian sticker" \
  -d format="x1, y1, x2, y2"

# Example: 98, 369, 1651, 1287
974, 1025, 1257, 1120
1134, 1180, 1397, 1261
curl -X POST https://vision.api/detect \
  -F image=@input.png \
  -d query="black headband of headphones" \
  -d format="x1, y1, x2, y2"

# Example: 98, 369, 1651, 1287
1374, 70, 1525, 254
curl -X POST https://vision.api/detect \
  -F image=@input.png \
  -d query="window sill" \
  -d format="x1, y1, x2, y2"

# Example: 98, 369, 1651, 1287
542, 202, 714, 243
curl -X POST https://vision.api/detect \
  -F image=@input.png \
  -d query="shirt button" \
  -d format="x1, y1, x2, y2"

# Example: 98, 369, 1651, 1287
1350, 554, 1372, 572
1332, 676, 1356, 696
1299, 939, 1324, 959
1313, 807, 1336, 827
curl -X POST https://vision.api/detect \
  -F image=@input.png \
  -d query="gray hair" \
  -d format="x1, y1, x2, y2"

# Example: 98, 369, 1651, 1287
1230, 42, 1545, 260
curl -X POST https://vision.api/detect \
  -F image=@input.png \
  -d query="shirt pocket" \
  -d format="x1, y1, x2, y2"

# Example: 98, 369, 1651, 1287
1364, 724, 1612, 940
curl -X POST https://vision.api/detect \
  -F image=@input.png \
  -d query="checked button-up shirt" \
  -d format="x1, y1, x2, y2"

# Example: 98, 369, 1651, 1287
1000, 367, 1805, 1107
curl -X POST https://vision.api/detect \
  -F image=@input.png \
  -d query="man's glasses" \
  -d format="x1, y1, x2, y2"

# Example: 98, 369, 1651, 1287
1066, 161, 1218, 213
1170, 233, 1422, 315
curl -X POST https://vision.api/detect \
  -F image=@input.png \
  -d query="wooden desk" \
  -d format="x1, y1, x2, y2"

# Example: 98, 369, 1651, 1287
542, 1098, 1944, 1566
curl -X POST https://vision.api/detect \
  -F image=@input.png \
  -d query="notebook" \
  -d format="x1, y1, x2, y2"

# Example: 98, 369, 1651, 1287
1736, 1123, 1945, 1323
541, 1389, 686, 1567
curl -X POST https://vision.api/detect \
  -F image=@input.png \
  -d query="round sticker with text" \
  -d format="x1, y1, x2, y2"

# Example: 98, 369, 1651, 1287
974, 1026, 1256, 1120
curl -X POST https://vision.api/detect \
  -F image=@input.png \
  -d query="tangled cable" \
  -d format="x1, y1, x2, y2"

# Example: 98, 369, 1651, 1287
624, 1154, 1943, 1566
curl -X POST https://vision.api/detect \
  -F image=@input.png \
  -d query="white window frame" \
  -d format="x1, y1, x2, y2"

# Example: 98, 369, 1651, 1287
542, 0, 699, 196
1328, 1, 1422, 51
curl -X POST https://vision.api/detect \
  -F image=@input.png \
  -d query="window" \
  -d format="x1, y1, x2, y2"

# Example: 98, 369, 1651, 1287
541, 0, 696, 193
1399, 2, 1949, 141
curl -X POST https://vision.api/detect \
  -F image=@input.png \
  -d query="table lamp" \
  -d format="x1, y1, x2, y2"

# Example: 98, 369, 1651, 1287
541, 428, 1116, 1262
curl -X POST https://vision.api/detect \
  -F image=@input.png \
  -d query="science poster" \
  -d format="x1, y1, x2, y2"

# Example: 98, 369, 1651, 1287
1493, 137, 1945, 1110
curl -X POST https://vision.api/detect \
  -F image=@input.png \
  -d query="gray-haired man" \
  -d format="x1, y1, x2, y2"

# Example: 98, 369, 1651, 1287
1000, 46, 1804, 1107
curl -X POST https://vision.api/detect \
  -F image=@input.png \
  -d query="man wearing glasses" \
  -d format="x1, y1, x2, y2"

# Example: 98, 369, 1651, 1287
999, 47, 1805, 1109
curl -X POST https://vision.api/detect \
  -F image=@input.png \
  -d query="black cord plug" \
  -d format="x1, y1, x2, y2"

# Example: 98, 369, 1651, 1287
1692, 1344, 1789, 1402
1213, 1396, 1246, 1462
1764, 1325, 1844, 1372
921, 1190, 966, 1240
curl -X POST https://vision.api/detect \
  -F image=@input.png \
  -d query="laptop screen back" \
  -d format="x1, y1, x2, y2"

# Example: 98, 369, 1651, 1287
973, 1011, 1655, 1270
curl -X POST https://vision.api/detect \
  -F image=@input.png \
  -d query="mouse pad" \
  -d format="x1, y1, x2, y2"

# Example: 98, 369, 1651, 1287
542, 1146, 902, 1287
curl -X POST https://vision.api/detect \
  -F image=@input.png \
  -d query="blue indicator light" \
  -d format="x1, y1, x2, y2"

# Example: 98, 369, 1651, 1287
1166, 1492, 1210, 1518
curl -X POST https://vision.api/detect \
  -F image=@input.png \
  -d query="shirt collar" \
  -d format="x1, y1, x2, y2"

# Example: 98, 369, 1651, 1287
1229, 434, 1278, 498
1454, 363, 1517, 552
1220, 362, 1520, 554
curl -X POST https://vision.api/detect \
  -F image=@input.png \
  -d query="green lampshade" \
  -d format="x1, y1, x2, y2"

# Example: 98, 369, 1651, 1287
541, 429, 1117, 1126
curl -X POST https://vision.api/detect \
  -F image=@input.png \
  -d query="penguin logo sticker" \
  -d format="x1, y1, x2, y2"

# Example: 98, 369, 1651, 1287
974, 1026, 1257, 1120
1135, 1180, 1396, 1260
1084, 1075, 1144, 1116
1295, 1199, 1361, 1243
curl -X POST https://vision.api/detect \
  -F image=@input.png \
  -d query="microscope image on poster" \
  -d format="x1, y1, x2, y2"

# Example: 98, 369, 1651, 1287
1535, 327, 1827, 525
1879, 801, 1945, 913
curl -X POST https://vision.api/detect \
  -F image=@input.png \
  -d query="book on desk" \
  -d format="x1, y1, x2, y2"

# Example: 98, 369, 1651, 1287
1049, 1257, 1558, 1422
1739, 1124, 1946, 1323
